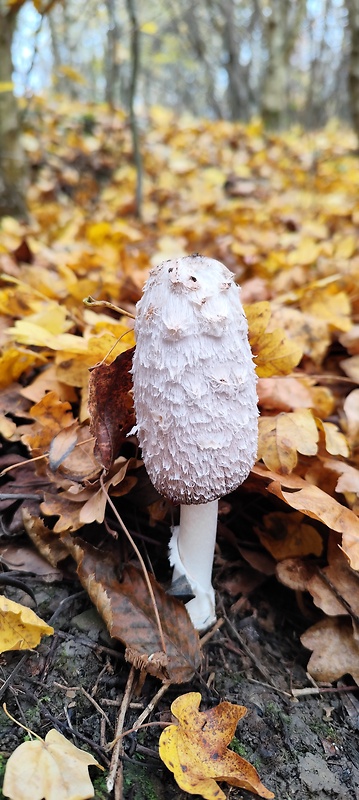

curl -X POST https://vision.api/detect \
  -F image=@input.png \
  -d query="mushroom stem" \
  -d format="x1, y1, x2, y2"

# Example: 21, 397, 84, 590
169, 500, 218, 631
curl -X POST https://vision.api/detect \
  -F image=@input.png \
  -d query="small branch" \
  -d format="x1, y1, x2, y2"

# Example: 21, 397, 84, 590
100, 476, 167, 656
107, 665, 136, 795
83, 296, 136, 320
291, 684, 359, 698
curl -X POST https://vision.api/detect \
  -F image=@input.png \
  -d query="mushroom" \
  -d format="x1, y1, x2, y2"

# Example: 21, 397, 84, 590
132, 254, 258, 630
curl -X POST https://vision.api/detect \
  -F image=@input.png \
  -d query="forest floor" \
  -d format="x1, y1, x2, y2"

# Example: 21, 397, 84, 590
0, 546, 358, 800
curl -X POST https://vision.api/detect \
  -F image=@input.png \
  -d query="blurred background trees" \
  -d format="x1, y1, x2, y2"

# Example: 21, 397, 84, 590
1, 0, 359, 215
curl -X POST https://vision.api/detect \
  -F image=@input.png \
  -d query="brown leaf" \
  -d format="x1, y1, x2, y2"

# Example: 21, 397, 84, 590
252, 464, 359, 570
61, 536, 201, 683
88, 347, 136, 470
301, 617, 359, 684
22, 508, 69, 568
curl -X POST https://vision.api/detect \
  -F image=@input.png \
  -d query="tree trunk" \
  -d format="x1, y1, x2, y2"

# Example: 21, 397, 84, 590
261, 0, 305, 129
222, 0, 251, 121
346, 0, 359, 141
0, 8, 28, 218
105, 0, 120, 108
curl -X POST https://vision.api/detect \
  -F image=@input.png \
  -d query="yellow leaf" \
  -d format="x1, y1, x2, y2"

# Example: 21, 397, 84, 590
3, 728, 103, 800
245, 302, 302, 377
0, 597, 53, 652
6, 320, 88, 353
0, 82, 14, 93
321, 421, 349, 457
258, 511, 323, 560
301, 288, 352, 333
258, 409, 318, 473
159, 693, 274, 800
57, 65, 87, 84
0, 347, 41, 389
140, 21, 158, 34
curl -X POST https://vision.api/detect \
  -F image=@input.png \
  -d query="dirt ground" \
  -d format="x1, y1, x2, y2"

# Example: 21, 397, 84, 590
0, 559, 359, 800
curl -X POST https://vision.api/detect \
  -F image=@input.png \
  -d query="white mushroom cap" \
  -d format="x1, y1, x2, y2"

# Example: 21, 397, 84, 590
132, 255, 258, 504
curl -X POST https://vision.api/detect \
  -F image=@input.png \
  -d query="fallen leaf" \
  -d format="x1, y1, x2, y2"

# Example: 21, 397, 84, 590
257, 409, 318, 473
301, 617, 359, 684
61, 536, 201, 683
3, 728, 102, 800
88, 346, 136, 470
245, 302, 302, 378
258, 511, 323, 560
0, 596, 53, 652
159, 692, 274, 799
252, 465, 359, 570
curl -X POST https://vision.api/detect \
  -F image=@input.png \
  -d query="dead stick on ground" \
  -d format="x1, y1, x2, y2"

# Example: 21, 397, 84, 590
107, 666, 136, 796
223, 611, 279, 690
108, 680, 171, 749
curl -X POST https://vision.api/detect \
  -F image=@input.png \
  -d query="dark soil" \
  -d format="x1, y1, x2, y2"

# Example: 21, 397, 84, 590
0, 569, 358, 800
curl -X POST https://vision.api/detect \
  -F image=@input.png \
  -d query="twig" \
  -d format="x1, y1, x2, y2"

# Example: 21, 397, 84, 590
83, 296, 135, 319
53, 682, 113, 728
200, 616, 224, 646
132, 681, 170, 730
223, 610, 280, 690
246, 677, 292, 698
47, 591, 86, 626
0, 654, 29, 701
291, 684, 359, 698
100, 476, 167, 656
107, 665, 136, 795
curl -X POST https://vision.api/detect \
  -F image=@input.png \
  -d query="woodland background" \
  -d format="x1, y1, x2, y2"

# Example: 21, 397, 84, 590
0, 2, 359, 800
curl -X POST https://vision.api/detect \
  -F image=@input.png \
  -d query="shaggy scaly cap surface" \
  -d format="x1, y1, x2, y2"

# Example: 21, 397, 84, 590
132, 255, 258, 504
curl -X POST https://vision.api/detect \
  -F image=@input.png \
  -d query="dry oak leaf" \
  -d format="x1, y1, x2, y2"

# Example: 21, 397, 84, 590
0, 596, 53, 652
301, 617, 359, 684
251, 465, 359, 570
245, 301, 302, 378
258, 511, 323, 561
2, 728, 103, 800
21, 392, 75, 457
159, 692, 274, 800
257, 409, 318, 473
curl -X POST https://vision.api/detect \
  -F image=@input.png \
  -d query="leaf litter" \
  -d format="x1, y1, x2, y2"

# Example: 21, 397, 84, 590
0, 102, 359, 798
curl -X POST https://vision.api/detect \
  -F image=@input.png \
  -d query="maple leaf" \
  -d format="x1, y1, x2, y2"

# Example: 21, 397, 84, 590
159, 692, 274, 799
0, 596, 53, 652
2, 727, 103, 800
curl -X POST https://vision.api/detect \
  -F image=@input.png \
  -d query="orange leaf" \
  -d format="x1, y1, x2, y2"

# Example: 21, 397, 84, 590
159, 692, 274, 799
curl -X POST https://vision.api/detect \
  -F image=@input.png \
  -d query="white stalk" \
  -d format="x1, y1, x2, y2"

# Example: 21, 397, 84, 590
169, 500, 218, 631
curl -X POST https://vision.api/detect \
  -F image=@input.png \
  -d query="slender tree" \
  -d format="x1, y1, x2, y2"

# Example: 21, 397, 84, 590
0, 0, 28, 218
346, 0, 359, 141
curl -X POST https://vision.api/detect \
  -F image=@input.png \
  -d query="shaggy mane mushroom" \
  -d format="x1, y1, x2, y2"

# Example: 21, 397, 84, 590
132, 254, 258, 630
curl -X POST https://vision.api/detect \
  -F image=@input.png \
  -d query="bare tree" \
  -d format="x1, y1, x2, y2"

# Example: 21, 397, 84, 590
126, 0, 142, 218
346, 0, 359, 140
0, 0, 28, 217
105, 0, 121, 108
261, 0, 306, 128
